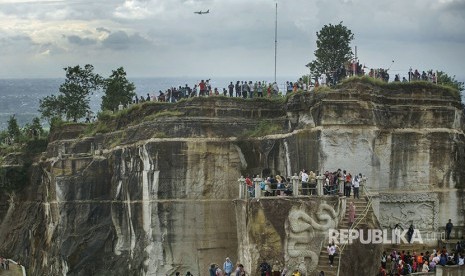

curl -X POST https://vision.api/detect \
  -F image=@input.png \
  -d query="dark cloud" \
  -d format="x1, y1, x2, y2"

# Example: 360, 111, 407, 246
67, 35, 97, 46
96, 27, 111, 34
101, 30, 152, 50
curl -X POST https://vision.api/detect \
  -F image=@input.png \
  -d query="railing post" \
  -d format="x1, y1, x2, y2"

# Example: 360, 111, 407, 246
254, 175, 262, 198
238, 176, 245, 199
317, 175, 324, 196
292, 173, 299, 196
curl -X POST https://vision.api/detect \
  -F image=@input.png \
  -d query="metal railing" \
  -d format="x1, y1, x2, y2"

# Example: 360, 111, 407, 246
336, 184, 374, 276
237, 174, 334, 199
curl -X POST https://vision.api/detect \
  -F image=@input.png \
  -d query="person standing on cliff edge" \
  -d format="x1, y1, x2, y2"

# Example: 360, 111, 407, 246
446, 219, 453, 240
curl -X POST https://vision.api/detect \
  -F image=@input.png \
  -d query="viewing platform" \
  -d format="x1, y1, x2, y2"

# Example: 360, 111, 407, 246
237, 174, 368, 199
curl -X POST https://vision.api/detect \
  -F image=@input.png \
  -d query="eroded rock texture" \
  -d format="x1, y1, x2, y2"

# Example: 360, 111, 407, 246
0, 80, 464, 275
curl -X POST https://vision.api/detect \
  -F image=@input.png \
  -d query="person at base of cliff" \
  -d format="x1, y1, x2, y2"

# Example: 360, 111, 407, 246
235, 263, 247, 276
381, 251, 387, 269
175, 273, 180, 276
378, 265, 387, 276
185, 272, 193, 276
259, 260, 271, 276
300, 169, 309, 195
291, 269, 301, 276
406, 224, 414, 243
422, 260, 430, 272
348, 202, 355, 226
215, 265, 224, 276
394, 224, 403, 244
223, 257, 234, 276
210, 264, 217, 276
446, 219, 453, 240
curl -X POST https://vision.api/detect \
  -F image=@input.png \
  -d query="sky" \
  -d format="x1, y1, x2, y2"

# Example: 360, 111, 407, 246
0, 0, 464, 82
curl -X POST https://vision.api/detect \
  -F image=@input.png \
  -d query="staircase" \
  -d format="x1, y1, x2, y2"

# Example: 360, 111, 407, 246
315, 196, 373, 276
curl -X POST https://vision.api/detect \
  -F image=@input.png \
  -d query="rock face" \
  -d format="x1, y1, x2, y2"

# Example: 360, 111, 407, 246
0, 79, 464, 275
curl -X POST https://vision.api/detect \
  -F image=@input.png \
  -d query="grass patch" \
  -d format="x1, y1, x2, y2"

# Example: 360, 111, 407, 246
241, 120, 282, 138
339, 76, 460, 99
152, 132, 168, 138
144, 110, 184, 121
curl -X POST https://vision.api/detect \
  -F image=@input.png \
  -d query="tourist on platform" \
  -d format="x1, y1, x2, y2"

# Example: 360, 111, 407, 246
348, 202, 355, 226
309, 171, 317, 195
352, 174, 361, 199
223, 257, 234, 276
446, 219, 453, 240
245, 176, 254, 197
344, 171, 351, 197
300, 170, 309, 195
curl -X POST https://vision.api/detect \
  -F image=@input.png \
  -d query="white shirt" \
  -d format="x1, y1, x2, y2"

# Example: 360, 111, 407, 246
301, 172, 309, 182
352, 177, 360, 188
328, 245, 336, 255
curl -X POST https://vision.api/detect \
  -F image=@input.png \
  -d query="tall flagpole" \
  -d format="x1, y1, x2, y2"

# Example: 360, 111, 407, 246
274, 2, 277, 83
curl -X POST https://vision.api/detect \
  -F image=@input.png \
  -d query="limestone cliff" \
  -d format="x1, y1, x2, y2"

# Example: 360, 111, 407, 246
0, 78, 464, 275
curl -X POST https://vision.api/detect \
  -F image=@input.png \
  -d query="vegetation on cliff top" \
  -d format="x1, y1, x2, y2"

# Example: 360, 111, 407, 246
338, 76, 462, 100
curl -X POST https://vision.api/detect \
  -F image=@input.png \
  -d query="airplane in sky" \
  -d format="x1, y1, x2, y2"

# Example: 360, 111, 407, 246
194, 9, 209, 15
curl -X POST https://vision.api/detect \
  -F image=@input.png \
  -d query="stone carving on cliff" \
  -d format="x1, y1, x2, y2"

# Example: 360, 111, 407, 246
379, 193, 439, 230
285, 203, 337, 274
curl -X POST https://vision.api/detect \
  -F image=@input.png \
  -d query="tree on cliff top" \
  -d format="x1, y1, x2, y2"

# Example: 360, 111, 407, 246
307, 22, 354, 77
436, 71, 464, 93
101, 67, 136, 111
7, 115, 21, 140
39, 64, 103, 122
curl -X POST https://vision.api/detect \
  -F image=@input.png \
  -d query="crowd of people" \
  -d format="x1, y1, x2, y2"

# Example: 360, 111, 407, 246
131, 79, 283, 105
124, 64, 442, 109
378, 243, 465, 275
205, 257, 247, 276
243, 168, 364, 198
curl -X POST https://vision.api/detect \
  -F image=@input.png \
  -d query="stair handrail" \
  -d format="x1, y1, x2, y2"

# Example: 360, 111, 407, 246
336, 184, 374, 276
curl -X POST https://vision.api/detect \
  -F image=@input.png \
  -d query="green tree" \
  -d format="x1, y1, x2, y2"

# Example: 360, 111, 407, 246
101, 67, 136, 111
436, 71, 464, 92
308, 22, 354, 77
7, 115, 21, 140
24, 117, 45, 139
39, 64, 102, 122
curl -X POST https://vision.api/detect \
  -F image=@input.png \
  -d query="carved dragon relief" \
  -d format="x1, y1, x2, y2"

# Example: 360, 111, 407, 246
285, 203, 338, 274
